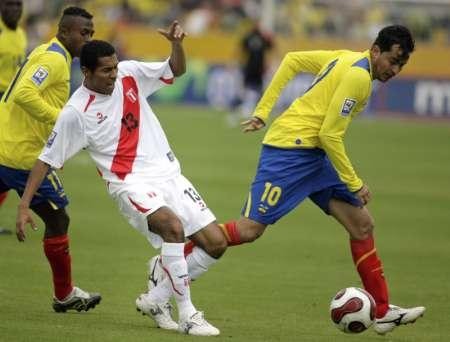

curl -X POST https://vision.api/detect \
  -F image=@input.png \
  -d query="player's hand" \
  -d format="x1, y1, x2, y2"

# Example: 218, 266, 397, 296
158, 20, 187, 43
241, 117, 265, 133
16, 205, 38, 242
356, 184, 371, 206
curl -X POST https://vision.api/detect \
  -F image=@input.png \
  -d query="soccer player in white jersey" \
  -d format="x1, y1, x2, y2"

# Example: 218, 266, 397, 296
16, 22, 227, 337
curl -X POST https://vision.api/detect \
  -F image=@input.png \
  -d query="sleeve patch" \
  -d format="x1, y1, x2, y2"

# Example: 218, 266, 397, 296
46, 130, 57, 147
31, 66, 49, 86
341, 98, 357, 116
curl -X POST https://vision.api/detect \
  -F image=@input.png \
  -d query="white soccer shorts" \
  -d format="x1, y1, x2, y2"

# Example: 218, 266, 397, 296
108, 174, 216, 248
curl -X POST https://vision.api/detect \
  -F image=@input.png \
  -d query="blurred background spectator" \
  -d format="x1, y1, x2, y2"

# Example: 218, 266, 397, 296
21, 0, 450, 51
16, 0, 450, 117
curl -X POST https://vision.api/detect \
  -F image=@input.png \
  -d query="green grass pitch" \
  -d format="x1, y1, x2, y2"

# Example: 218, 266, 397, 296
1, 104, 449, 341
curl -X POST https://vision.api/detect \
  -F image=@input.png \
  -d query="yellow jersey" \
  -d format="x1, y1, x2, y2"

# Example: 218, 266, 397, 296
254, 50, 373, 191
0, 38, 72, 170
0, 18, 27, 93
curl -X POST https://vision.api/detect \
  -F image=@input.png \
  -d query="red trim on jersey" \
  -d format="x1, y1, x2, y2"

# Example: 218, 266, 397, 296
128, 196, 151, 213
84, 94, 95, 112
110, 76, 140, 180
159, 77, 173, 84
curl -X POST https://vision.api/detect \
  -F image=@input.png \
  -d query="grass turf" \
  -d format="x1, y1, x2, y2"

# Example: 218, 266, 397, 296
1, 104, 449, 342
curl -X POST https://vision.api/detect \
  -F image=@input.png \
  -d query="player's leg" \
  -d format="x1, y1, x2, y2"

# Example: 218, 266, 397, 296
137, 206, 188, 330
28, 168, 100, 312
329, 199, 425, 334
328, 199, 388, 314
145, 206, 219, 335
0, 173, 12, 234
0, 187, 11, 234
185, 146, 317, 253
184, 221, 227, 280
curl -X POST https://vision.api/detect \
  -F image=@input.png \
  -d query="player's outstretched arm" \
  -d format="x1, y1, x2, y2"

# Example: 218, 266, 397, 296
16, 160, 50, 242
241, 117, 266, 133
158, 20, 187, 77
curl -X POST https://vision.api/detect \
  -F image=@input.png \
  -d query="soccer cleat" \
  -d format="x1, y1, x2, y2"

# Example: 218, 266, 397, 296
178, 311, 220, 336
148, 255, 165, 291
0, 227, 12, 235
373, 304, 425, 335
136, 293, 178, 331
52, 286, 101, 313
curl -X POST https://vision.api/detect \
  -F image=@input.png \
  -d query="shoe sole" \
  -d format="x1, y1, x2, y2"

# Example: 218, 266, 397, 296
53, 295, 102, 313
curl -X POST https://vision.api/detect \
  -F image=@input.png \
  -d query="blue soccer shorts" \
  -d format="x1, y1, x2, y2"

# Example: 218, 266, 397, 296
0, 164, 68, 209
241, 145, 362, 225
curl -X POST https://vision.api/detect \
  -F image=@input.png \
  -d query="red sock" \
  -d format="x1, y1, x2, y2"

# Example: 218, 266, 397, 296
219, 221, 242, 246
0, 191, 8, 206
350, 235, 389, 318
184, 221, 242, 256
43, 234, 73, 300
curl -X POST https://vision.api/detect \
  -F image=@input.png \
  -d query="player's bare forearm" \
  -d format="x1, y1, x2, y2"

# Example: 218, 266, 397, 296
169, 41, 186, 76
19, 159, 50, 208
16, 160, 50, 241
158, 20, 187, 77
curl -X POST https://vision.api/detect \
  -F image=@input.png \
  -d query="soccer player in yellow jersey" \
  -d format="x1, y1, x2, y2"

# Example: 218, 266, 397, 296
236, 25, 426, 334
180, 25, 426, 335
0, 6, 101, 312
0, 0, 27, 234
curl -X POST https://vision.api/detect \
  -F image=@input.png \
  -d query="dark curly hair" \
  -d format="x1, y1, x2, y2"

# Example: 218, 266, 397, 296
80, 40, 116, 71
62, 6, 93, 20
374, 25, 415, 58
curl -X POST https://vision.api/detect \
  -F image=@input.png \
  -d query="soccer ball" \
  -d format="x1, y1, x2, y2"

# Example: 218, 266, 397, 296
329, 287, 376, 333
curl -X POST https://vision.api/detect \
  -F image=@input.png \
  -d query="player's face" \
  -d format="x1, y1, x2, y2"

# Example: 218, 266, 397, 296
0, 0, 23, 29
85, 54, 119, 95
64, 16, 94, 58
371, 44, 409, 83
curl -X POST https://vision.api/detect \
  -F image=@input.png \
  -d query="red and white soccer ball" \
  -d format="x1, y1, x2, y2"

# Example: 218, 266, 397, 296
330, 287, 376, 333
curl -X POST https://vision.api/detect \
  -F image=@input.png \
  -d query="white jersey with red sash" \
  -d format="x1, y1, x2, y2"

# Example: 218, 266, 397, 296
39, 59, 179, 184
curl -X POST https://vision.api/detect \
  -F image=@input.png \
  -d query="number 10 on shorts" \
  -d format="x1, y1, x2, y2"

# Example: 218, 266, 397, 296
261, 182, 282, 206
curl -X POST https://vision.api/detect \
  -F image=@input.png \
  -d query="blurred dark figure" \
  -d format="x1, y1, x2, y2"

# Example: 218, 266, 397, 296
228, 22, 273, 125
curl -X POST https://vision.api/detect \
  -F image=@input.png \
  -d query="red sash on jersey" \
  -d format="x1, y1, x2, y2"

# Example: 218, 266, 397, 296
111, 76, 140, 180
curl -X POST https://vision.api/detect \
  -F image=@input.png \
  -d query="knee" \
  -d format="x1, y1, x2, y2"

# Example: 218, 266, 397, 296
45, 209, 70, 237
353, 216, 375, 240
149, 212, 184, 242
203, 235, 228, 259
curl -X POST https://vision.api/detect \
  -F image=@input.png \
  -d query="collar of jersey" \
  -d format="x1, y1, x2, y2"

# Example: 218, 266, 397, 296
362, 49, 374, 80
49, 37, 73, 66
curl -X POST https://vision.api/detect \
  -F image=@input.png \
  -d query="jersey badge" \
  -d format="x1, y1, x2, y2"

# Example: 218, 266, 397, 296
31, 66, 49, 86
126, 88, 137, 103
96, 112, 108, 124
46, 130, 57, 147
341, 98, 357, 116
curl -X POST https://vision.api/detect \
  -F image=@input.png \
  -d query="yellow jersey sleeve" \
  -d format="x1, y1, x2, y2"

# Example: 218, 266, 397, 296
318, 67, 371, 191
12, 53, 66, 124
253, 50, 345, 122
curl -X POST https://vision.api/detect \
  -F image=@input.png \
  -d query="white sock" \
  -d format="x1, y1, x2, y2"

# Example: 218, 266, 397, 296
186, 246, 218, 280
161, 242, 196, 320
147, 276, 172, 304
